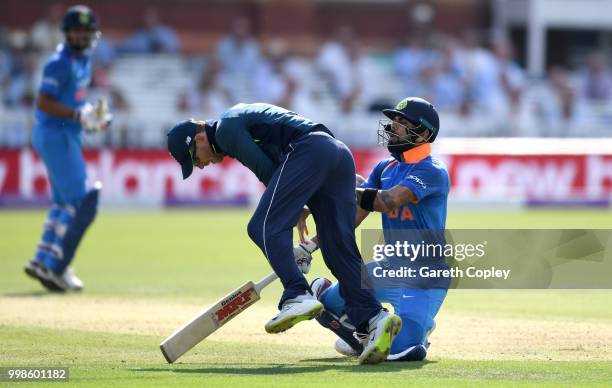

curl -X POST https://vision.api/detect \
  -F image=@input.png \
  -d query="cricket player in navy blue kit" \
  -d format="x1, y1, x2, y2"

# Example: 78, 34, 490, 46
24, 5, 112, 292
294, 97, 450, 361
167, 103, 402, 364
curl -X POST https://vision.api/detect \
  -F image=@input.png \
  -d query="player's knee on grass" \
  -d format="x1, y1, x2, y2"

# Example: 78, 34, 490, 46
390, 317, 427, 355
388, 344, 427, 362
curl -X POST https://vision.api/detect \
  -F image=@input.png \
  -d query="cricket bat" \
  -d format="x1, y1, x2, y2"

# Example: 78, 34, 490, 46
160, 272, 278, 363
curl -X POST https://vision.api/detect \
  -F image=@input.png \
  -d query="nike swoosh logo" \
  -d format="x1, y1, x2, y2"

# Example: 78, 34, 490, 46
402, 295, 414, 298
381, 177, 391, 181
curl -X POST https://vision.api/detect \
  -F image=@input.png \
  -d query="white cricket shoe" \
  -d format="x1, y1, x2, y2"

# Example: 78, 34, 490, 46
62, 267, 84, 291
335, 338, 359, 357
24, 260, 68, 292
265, 292, 323, 334
356, 309, 402, 365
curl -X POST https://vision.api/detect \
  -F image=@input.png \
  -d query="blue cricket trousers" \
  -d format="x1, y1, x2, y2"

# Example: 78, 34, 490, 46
247, 131, 381, 331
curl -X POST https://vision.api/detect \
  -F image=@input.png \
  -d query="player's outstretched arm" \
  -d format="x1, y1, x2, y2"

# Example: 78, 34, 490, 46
356, 185, 416, 214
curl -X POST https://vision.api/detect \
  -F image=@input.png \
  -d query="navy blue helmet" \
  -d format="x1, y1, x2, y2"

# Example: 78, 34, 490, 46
378, 97, 440, 154
62, 5, 98, 32
382, 97, 440, 142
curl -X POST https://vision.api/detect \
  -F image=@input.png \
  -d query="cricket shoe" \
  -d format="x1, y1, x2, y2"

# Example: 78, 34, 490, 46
24, 260, 40, 280
335, 338, 359, 357
355, 309, 402, 365
24, 260, 67, 292
62, 267, 84, 291
265, 292, 323, 334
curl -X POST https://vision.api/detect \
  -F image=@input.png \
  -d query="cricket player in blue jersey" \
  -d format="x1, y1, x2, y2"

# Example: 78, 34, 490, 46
167, 103, 402, 364
24, 5, 112, 292
294, 97, 450, 361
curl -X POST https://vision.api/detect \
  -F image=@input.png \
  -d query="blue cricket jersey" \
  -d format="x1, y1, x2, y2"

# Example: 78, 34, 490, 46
35, 43, 92, 132
362, 143, 450, 233
362, 144, 451, 288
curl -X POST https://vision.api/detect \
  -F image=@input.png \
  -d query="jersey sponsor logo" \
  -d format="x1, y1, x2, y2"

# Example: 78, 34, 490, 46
214, 287, 256, 323
406, 174, 426, 189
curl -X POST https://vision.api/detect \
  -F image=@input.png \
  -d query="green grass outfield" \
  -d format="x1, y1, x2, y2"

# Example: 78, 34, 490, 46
1, 208, 611, 387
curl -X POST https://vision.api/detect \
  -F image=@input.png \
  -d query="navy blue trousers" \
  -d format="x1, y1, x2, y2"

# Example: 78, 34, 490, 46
247, 132, 381, 331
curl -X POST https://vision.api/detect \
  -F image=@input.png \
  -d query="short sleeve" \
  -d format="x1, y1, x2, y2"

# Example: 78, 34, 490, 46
397, 163, 448, 201
39, 59, 69, 98
360, 160, 391, 190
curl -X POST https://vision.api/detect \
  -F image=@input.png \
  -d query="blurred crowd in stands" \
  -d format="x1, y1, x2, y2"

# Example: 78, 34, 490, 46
1, 4, 612, 148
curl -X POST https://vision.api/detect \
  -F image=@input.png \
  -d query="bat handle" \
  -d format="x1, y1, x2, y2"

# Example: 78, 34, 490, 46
255, 272, 278, 293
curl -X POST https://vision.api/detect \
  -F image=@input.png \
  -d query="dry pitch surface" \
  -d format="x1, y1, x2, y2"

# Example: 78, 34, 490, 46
1, 292, 611, 362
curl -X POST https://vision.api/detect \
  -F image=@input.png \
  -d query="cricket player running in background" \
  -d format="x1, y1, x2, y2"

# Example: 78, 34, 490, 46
295, 97, 450, 361
25, 5, 112, 292
167, 103, 402, 364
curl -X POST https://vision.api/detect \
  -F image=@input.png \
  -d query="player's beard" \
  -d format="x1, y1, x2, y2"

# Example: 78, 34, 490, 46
386, 133, 417, 154
66, 31, 100, 52
379, 121, 420, 154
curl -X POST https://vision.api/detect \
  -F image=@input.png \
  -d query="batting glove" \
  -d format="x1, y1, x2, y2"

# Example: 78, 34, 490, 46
76, 98, 112, 132
293, 239, 318, 274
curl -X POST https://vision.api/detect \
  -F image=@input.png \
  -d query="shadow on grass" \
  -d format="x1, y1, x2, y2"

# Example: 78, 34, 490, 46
133, 360, 435, 375
302, 357, 435, 369
3, 290, 57, 297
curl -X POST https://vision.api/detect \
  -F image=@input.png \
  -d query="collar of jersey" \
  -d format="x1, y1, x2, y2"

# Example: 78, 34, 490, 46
401, 143, 431, 164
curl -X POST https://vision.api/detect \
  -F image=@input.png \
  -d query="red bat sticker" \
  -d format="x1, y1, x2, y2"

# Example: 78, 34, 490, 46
214, 288, 256, 323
